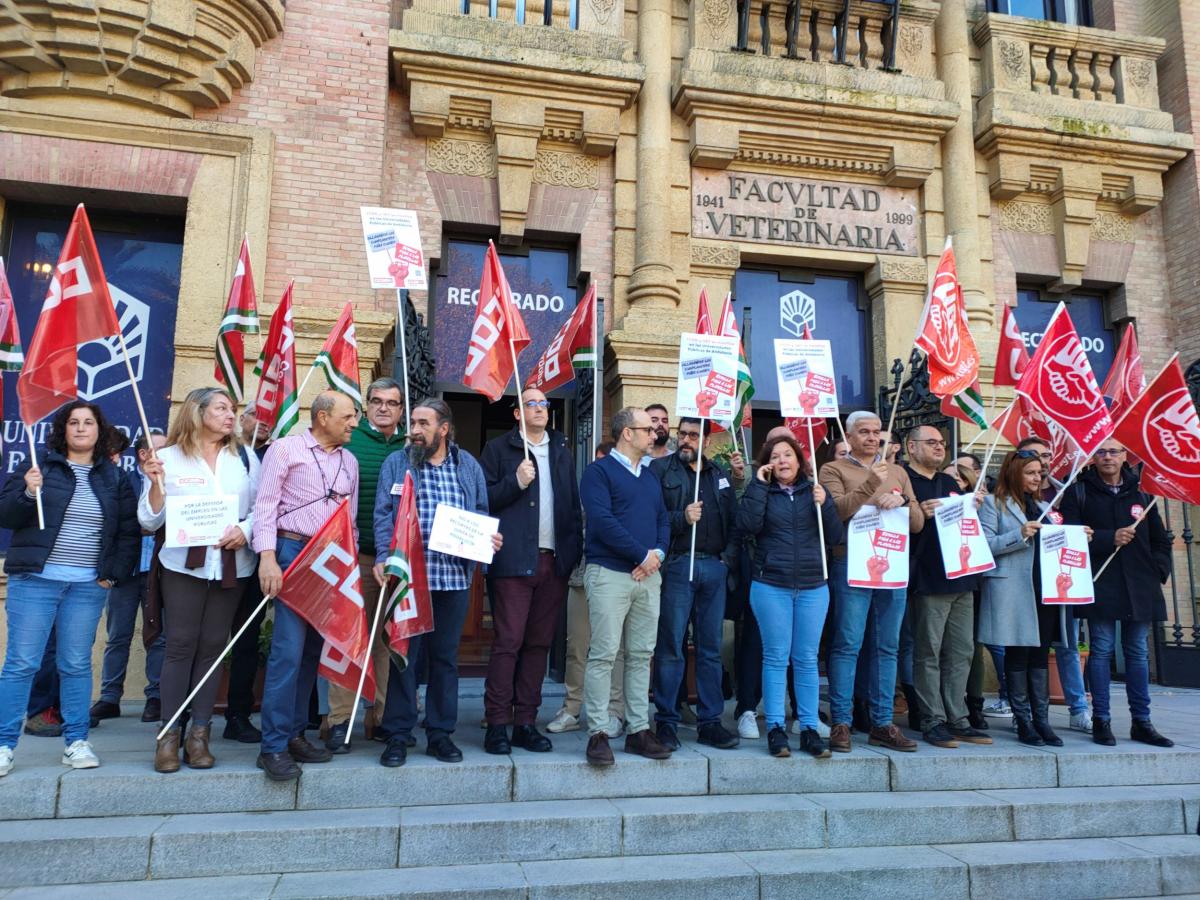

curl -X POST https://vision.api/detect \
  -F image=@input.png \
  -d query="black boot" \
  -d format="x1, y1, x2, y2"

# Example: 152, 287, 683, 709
1006, 669, 1043, 746
851, 696, 872, 734
1029, 668, 1063, 747
1092, 717, 1116, 746
966, 696, 989, 731
1130, 719, 1174, 748
902, 683, 922, 732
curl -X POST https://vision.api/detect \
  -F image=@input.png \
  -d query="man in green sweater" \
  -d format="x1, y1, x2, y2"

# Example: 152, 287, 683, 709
325, 376, 407, 753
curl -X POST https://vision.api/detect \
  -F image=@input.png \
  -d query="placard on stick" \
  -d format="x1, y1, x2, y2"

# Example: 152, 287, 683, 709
1039, 524, 1094, 605
933, 494, 995, 579
359, 207, 428, 290
676, 333, 740, 420
775, 339, 839, 418
846, 504, 910, 588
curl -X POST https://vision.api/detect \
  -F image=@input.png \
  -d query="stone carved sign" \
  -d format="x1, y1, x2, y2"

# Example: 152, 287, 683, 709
691, 169, 919, 257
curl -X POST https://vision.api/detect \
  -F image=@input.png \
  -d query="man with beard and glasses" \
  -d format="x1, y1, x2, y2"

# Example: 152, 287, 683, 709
650, 417, 740, 752
646, 404, 673, 459
374, 399, 502, 767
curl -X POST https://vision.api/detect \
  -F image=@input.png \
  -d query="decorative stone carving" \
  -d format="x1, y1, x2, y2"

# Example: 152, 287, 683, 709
999, 200, 1054, 235
999, 40, 1027, 83
877, 260, 928, 284
533, 149, 599, 188
1125, 58, 1152, 90
0, 0, 284, 118
1090, 210, 1135, 243
589, 0, 618, 25
702, 0, 733, 37
899, 26, 924, 58
426, 138, 498, 177
690, 242, 740, 269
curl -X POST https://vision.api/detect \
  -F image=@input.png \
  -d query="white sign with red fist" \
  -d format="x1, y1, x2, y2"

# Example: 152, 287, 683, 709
360, 207, 428, 290
933, 494, 996, 579
775, 339, 838, 418
1039, 524, 1094, 605
846, 504, 910, 589
675, 332, 740, 420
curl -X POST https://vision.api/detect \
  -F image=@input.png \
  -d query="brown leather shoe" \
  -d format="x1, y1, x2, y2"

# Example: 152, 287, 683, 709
829, 723, 852, 753
869, 724, 918, 752
624, 728, 672, 760
155, 729, 181, 774
183, 724, 215, 769
586, 732, 614, 767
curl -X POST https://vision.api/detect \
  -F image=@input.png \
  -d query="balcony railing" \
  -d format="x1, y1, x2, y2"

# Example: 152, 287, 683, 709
459, 0, 579, 29
733, 0, 900, 71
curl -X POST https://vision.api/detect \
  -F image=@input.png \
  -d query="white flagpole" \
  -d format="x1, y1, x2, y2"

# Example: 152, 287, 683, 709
345, 590, 389, 745
592, 293, 601, 457
115, 330, 164, 492
509, 338, 530, 461
808, 418, 828, 581
296, 362, 318, 402
25, 425, 44, 530
1034, 455, 1084, 525
395, 289, 412, 431
978, 401, 1015, 477
834, 415, 849, 448
688, 417, 704, 582
1092, 496, 1160, 581
157, 593, 273, 739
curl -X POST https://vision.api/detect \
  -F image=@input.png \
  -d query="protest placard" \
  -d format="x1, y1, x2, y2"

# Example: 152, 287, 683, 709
847, 504, 910, 588
1039, 524, 1094, 605
675, 333, 740, 420
165, 495, 240, 548
775, 339, 839, 417
933, 494, 996, 579
428, 504, 500, 565
359, 207, 427, 290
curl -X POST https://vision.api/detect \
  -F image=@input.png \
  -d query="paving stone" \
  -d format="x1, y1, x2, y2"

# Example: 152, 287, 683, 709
5, 875, 281, 898
57, 760, 296, 817
886, 743, 1058, 792
296, 754, 512, 809
702, 743, 890, 795
271, 863, 528, 899
0, 770, 58, 821
1115, 835, 1200, 896
981, 785, 1187, 840
149, 807, 400, 878
808, 790, 1011, 847
521, 852, 759, 899
1055, 747, 1200, 787
400, 799, 620, 866
510, 737, 708, 801
0, 815, 165, 887
613, 793, 824, 855
936, 837, 1161, 900
741, 844, 969, 899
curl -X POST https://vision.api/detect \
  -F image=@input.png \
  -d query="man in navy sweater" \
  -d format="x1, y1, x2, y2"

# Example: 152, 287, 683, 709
579, 407, 671, 767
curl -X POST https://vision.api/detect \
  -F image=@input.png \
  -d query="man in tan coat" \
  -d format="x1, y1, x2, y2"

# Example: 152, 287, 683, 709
819, 411, 923, 753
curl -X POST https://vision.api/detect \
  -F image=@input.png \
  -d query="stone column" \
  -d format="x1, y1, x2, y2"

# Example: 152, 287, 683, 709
624, 0, 680, 311
935, 0, 990, 325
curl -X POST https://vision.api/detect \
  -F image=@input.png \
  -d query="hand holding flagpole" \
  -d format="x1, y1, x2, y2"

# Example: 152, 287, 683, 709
1092, 496, 1160, 580
24, 426, 44, 530
688, 420, 704, 582
807, 419, 828, 581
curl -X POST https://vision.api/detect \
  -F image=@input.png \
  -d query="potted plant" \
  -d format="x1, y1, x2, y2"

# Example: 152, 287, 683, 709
1048, 641, 1089, 706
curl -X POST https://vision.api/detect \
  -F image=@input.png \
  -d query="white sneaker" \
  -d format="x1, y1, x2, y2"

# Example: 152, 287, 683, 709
790, 719, 831, 738
983, 699, 1013, 718
603, 716, 625, 739
0, 746, 12, 777
62, 740, 99, 769
546, 708, 580, 734
737, 710, 760, 740
1069, 710, 1093, 733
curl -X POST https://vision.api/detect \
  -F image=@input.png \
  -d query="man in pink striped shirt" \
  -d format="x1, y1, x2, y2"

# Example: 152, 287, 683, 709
253, 391, 360, 781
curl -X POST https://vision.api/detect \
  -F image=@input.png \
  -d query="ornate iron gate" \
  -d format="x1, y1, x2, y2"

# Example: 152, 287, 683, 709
876, 350, 952, 451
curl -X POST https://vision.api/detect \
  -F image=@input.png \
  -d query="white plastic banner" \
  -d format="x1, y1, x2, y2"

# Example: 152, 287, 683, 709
359, 207, 428, 290
933, 494, 996, 579
775, 338, 839, 418
846, 504, 910, 589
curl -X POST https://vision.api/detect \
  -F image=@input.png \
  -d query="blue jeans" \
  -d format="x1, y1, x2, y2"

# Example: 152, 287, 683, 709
1088, 619, 1151, 721
829, 558, 906, 727
654, 556, 727, 728
0, 574, 109, 748
856, 602, 915, 700
749, 581, 829, 730
260, 538, 323, 754
99, 572, 163, 703
1050, 608, 1088, 715
986, 645, 1007, 700
27, 627, 58, 716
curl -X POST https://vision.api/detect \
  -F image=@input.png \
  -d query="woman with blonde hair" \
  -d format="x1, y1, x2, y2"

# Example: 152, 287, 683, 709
140, 388, 259, 772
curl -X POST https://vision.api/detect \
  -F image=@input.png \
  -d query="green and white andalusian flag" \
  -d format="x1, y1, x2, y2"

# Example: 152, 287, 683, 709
0, 258, 25, 372
312, 302, 362, 405
716, 292, 754, 428
214, 237, 260, 403
942, 380, 988, 429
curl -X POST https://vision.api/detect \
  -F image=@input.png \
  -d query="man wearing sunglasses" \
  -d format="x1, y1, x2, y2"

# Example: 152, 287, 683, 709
479, 389, 582, 755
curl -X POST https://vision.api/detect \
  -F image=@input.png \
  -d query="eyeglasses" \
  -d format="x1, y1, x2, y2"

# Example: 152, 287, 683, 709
1014, 449, 1041, 460
523, 400, 551, 409
913, 439, 946, 448
367, 398, 402, 409
677, 430, 702, 441
626, 425, 655, 434
1094, 448, 1124, 457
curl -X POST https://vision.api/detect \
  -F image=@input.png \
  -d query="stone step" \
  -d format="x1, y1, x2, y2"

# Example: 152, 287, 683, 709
4, 837, 1198, 898
2, 787, 1198, 887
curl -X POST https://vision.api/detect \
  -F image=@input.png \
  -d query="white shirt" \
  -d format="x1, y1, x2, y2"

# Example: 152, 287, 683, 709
138, 443, 260, 580
529, 433, 555, 551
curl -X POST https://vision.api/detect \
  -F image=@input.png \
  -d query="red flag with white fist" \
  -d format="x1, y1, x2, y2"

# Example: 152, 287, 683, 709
914, 237, 980, 398
993, 304, 1030, 389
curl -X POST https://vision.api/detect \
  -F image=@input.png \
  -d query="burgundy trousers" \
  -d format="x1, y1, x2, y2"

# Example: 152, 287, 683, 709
484, 552, 568, 725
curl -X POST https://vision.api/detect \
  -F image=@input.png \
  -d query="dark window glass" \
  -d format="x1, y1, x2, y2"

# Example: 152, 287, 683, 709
1013, 288, 1114, 383
989, 0, 1092, 26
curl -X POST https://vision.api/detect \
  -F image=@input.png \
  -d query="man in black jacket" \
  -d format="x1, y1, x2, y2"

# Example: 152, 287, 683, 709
650, 417, 740, 751
480, 388, 583, 754
1059, 439, 1173, 748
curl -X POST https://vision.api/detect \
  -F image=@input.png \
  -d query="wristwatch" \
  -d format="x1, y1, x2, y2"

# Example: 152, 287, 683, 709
653, 549, 665, 563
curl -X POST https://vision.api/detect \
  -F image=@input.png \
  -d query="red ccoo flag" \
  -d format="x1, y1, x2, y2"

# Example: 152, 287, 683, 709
1112, 354, 1200, 506
313, 302, 362, 405
993, 304, 1030, 388
1014, 302, 1113, 458
914, 237, 980, 398
318, 642, 376, 705
463, 241, 531, 402
381, 472, 434, 671
786, 322, 828, 448
214, 236, 260, 403
695, 286, 714, 335
17, 204, 122, 427
1101, 323, 1146, 423
276, 499, 369, 661
525, 284, 596, 393
252, 283, 299, 440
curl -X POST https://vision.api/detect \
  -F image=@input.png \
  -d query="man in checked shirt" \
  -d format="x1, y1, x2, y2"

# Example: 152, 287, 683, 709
374, 399, 503, 767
